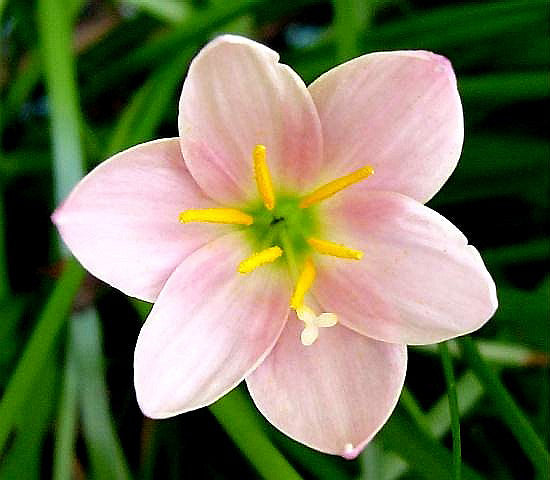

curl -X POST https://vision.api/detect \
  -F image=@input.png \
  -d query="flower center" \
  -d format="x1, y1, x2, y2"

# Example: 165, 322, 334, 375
178, 145, 374, 345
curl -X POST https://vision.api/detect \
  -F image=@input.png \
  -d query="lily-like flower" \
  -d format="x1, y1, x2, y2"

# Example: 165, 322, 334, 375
53, 35, 497, 458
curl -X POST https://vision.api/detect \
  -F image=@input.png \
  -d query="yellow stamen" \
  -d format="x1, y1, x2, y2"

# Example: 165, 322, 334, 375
307, 237, 363, 260
179, 208, 253, 225
238, 246, 283, 274
299, 165, 374, 208
290, 257, 315, 310
253, 144, 275, 210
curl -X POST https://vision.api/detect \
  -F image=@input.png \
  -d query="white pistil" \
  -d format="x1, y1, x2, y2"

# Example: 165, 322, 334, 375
296, 305, 338, 346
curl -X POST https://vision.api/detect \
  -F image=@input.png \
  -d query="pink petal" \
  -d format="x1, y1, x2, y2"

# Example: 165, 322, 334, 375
134, 232, 291, 418
178, 35, 323, 204
246, 310, 407, 458
308, 51, 463, 203
53, 138, 227, 302
315, 191, 497, 345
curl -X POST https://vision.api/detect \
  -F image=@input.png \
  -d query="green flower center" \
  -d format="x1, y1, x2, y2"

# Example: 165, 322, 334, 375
244, 194, 320, 272
178, 144, 373, 345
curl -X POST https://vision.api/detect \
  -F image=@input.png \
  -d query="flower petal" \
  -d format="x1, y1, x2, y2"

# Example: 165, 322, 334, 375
246, 311, 407, 458
134, 232, 291, 418
308, 51, 463, 203
315, 191, 497, 345
52, 138, 226, 302
179, 35, 323, 204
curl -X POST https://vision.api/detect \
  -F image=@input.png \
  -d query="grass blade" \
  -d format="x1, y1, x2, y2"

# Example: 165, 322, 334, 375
0, 258, 85, 454
52, 328, 79, 480
439, 342, 462, 480
72, 308, 132, 480
209, 388, 303, 480
82, 0, 260, 100
378, 407, 483, 480
332, 0, 364, 61
36, 0, 85, 202
384, 371, 485, 480
414, 339, 549, 368
105, 52, 192, 156
0, 195, 9, 299
459, 72, 549, 105
460, 336, 550, 476
399, 386, 432, 435
0, 358, 57, 480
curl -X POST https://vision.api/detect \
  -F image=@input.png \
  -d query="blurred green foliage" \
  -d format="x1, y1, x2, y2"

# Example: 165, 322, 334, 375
0, 0, 548, 479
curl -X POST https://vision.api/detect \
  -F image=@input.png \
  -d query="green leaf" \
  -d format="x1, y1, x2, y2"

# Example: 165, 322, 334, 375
413, 338, 549, 368
332, 0, 369, 61
106, 53, 192, 156
0, 357, 57, 480
272, 432, 353, 480
483, 240, 549, 270
460, 336, 550, 476
491, 279, 550, 352
288, 1, 548, 81
72, 308, 132, 480
0, 150, 50, 182
427, 371, 484, 439
82, 0, 262, 101
119, 0, 191, 24
0, 54, 41, 140
431, 135, 549, 206
439, 342, 462, 480
0, 297, 25, 378
370, 0, 548, 52
52, 322, 79, 480
399, 386, 433, 435
383, 371, 486, 480
0, 258, 85, 454
36, 0, 85, 203
459, 72, 549, 105
0, 195, 9, 299
378, 407, 484, 480
209, 388, 303, 480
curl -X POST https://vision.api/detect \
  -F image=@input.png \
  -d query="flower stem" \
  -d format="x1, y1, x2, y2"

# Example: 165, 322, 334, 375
439, 341, 462, 480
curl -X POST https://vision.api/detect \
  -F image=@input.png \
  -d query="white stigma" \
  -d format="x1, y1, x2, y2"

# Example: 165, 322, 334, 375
297, 305, 338, 346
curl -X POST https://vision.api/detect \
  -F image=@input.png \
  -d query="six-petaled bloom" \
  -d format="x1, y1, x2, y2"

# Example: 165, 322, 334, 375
53, 35, 497, 458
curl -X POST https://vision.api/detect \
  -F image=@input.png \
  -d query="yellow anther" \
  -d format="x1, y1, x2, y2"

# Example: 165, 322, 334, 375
290, 258, 315, 310
307, 237, 363, 260
299, 165, 374, 208
253, 144, 275, 210
179, 208, 253, 225
238, 246, 283, 274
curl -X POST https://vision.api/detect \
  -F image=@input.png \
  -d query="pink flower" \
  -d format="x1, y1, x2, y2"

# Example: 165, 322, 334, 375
53, 35, 497, 458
